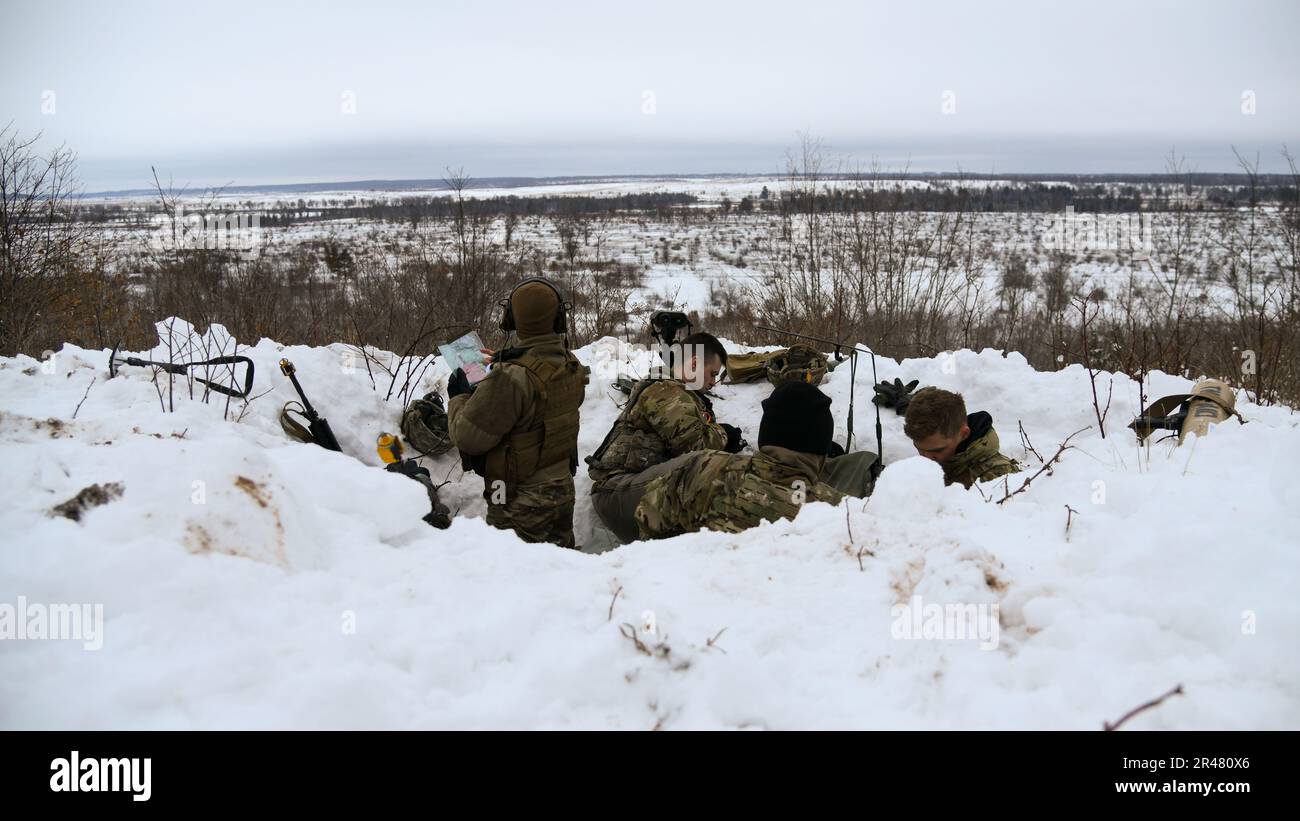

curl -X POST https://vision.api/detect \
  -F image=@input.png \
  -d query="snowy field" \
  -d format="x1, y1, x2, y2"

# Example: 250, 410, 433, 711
84, 172, 1246, 321
2, 321, 1297, 729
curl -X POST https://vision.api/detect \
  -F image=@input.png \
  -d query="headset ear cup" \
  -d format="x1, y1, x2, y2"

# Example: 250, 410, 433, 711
499, 299, 515, 332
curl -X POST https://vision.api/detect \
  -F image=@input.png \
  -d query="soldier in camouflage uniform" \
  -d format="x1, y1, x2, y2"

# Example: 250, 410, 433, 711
635, 381, 845, 539
586, 332, 745, 543
447, 278, 588, 548
903, 387, 1020, 488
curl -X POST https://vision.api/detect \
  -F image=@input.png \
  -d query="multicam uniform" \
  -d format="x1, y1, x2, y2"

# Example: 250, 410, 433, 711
586, 371, 729, 543
634, 445, 844, 539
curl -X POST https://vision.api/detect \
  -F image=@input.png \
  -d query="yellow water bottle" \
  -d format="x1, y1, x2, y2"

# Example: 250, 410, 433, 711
376, 432, 404, 464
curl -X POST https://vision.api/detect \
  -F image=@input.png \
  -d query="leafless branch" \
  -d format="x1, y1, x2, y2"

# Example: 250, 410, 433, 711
1064, 504, 1079, 541
607, 585, 623, 622
856, 544, 875, 571
1018, 420, 1045, 464
997, 427, 1090, 504
72, 375, 95, 419
1104, 684, 1184, 731
706, 627, 728, 653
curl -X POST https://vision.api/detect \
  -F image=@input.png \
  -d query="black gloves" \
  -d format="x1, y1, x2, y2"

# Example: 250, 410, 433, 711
447, 368, 474, 400
721, 423, 745, 453
873, 378, 920, 415
385, 459, 431, 482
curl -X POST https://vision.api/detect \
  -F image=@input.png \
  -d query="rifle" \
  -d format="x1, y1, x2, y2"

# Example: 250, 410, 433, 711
755, 325, 883, 471
278, 359, 342, 452
108, 342, 255, 399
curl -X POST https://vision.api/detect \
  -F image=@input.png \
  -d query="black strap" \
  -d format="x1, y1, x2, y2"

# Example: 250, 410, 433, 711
115, 354, 255, 399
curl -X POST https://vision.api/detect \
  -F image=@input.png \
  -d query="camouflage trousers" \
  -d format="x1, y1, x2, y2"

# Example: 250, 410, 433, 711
820, 450, 879, 498
591, 452, 699, 544
484, 477, 578, 549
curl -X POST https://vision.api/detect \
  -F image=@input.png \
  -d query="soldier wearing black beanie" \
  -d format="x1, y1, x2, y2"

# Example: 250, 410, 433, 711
757, 381, 835, 456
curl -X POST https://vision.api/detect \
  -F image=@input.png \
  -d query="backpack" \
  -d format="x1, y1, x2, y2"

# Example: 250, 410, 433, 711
725, 350, 783, 384
765, 344, 827, 386
1129, 378, 1243, 443
400, 392, 454, 456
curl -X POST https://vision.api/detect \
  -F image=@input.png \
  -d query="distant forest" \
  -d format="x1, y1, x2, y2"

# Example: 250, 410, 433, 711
69, 171, 1298, 226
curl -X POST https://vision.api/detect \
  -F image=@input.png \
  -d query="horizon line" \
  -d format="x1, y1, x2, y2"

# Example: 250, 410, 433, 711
81, 168, 1298, 199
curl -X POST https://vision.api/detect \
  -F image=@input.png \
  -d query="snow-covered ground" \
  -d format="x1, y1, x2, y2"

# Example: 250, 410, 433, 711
84, 173, 1256, 326
2, 321, 1297, 729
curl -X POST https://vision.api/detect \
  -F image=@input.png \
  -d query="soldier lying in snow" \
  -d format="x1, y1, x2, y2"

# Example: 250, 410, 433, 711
903, 387, 1020, 488
635, 382, 844, 539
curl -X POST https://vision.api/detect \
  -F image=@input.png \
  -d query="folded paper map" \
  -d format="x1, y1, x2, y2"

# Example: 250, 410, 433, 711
438, 331, 490, 384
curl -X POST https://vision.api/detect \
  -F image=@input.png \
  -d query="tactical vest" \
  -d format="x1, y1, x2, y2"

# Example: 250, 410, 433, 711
482, 348, 587, 486
587, 377, 663, 477
587, 376, 710, 481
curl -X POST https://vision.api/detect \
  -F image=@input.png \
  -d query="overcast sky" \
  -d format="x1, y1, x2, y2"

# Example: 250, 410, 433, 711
4, 0, 1298, 190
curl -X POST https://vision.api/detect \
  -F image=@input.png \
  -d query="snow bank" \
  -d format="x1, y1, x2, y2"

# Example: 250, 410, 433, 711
1, 321, 1297, 729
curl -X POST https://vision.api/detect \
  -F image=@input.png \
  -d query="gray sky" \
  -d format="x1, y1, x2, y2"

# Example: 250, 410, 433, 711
4, 0, 1298, 190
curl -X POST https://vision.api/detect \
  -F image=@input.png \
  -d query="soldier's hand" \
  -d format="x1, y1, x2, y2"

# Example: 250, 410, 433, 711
721, 423, 745, 453
447, 368, 475, 399
872, 378, 920, 415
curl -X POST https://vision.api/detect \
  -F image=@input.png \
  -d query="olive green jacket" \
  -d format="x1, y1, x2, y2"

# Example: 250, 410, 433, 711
942, 412, 1020, 488
447, 333, 583, 487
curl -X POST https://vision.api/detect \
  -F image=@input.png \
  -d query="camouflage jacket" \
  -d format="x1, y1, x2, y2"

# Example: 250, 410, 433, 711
943, 412, 1021, 489
635, 445, 845, 539
448, 333, 584, 488
586, 371, 728, 486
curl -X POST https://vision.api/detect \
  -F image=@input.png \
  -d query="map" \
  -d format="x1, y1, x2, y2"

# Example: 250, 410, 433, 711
438, 331, 491, 384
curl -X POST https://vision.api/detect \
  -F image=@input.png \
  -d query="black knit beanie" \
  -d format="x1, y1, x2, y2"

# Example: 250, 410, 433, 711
758, 381, 834, 455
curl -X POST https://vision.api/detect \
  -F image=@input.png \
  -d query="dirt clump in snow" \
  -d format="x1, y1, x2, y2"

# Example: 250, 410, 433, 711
50, 481, 125, 521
